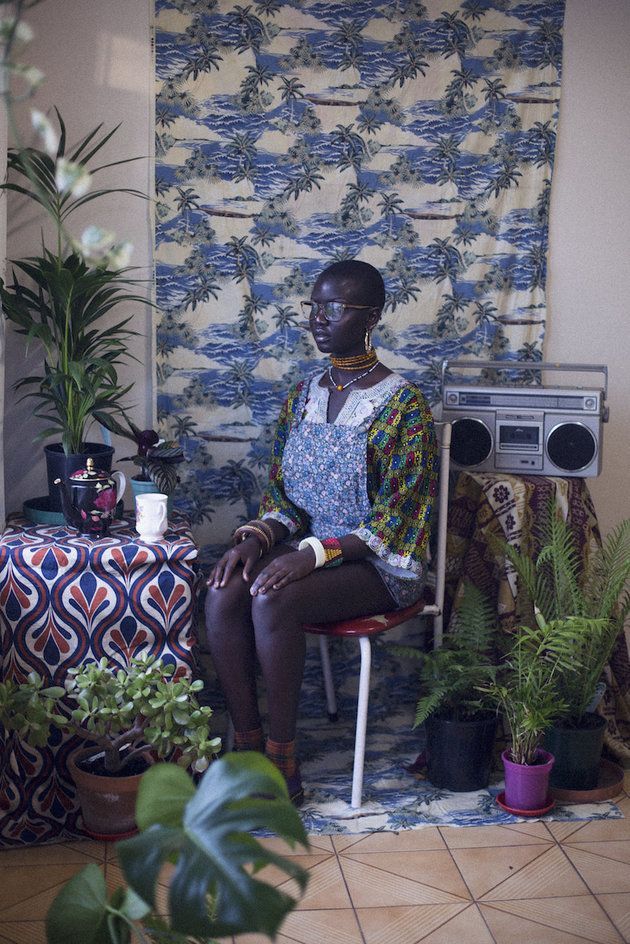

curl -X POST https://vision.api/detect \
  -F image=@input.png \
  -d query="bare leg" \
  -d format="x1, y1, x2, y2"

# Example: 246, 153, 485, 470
251, 562, 395, 742
204, 545, 294, 732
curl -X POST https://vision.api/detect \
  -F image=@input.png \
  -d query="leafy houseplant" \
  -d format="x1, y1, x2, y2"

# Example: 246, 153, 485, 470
0, 654, 221, 835
0, 110, 149, 506
505, 511, 630, 789
46, 753, 310, 944
400, 582, 498, 791
99, 412, 186, 496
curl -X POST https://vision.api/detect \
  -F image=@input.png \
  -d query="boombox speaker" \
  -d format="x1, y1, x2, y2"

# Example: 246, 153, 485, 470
441, 361, 609, 477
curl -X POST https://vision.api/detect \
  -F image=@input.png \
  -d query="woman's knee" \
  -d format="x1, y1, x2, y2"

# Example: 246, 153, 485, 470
204, 579, 251, 633
250, 583, 306, 630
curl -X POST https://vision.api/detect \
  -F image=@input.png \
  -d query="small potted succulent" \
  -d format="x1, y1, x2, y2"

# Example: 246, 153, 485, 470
0, 653, 220, 837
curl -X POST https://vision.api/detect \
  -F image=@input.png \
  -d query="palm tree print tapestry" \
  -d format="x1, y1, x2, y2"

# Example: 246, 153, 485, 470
154, 0, 564, 560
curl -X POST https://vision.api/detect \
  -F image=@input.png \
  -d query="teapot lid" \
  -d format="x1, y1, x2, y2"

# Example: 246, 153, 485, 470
70, 457, 111, 482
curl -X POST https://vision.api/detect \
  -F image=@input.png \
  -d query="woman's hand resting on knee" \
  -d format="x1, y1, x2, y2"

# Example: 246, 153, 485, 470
250, 548, 316, 596
207, 536, 263, 588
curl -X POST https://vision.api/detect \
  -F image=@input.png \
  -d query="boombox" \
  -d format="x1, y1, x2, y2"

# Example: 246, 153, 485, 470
441, 361, 609, 477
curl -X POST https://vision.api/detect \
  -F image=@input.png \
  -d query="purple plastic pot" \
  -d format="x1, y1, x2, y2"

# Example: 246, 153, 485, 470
502, 748, 555, 811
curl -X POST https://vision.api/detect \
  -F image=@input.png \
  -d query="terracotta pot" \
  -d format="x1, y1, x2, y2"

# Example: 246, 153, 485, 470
68, 746, 150, 839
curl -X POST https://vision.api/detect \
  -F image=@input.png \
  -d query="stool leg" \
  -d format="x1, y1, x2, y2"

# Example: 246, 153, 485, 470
318, 636, 338, 722
351, 636, 371, 809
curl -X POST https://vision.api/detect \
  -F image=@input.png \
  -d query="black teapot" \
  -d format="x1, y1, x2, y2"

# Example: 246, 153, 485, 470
55, 458, 126, 535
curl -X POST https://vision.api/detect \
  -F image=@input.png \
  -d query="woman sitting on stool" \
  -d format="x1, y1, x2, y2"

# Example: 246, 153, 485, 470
205, 260, 437, 803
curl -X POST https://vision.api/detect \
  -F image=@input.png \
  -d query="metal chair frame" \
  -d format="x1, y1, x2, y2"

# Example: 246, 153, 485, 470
304, 422, 452, 809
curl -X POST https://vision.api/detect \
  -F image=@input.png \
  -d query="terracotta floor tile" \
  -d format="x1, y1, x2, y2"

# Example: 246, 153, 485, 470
342, 850, 470, 899
0, 864, 91, 913
441, 822, 551, 848
331, 834, 366, 852
547, 821, 592, 842
342, 827, 446, 852
500, 821, 554, 841
480, 846, 590, 901
449, 843, 552, 900
563, 846, 630, 895
420, 904, 496, 943
278, 908, 365, 944
563, 799, 630, 842
0, 841, 105, 866
356, 902, 469, 944
0, 923, 48, 944
275, 856, 353, 910
566, 840, 630, 866
236, 936, 295, 944
480, 897, 624, 944
340, 856, 467, 908
259, 834, 332, 856
597, 893, 630, 942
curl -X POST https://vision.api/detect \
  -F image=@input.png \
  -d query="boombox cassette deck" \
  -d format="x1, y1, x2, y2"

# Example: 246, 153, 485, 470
441, 361, 609, 477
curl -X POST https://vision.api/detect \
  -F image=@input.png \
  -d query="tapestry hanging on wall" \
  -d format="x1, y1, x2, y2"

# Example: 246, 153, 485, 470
153, 0, 565, 558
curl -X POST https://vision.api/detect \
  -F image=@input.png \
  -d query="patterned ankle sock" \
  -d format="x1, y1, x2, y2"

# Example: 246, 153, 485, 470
265, 737, 298, 778
233, 726, 265, 753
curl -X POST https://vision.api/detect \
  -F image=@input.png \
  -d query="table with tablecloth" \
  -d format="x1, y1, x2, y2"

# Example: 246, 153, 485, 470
445, 472, 630, 766
0, 512, 199, 845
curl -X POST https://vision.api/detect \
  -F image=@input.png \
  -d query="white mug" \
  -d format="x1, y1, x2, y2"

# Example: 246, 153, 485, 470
135, 493, 168, 542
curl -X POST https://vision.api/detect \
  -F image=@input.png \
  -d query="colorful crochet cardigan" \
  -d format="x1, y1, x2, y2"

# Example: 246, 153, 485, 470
258, 378, 438, 573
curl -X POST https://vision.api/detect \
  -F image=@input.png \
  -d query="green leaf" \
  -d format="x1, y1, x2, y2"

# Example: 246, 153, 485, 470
46, 864, 110, 944
135, 764, 197, 830
118, 754, 309, 939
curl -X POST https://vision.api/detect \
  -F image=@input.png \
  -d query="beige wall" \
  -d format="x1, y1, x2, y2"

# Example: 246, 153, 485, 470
2, 0, 629, 536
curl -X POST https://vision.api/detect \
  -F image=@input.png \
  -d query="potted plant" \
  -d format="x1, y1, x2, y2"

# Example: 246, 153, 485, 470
46, 753, 309, 944
505, 511, 630, 790
98, 412, 187, 512
0, 653, 221, 837
400, 582, 498, 792
0, 109, 149, 511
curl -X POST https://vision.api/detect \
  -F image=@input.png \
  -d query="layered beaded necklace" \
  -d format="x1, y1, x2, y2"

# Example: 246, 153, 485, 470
327, 359, 379, 391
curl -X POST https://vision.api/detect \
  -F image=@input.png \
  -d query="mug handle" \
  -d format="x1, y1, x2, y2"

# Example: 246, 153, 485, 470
112, 471, 127, 504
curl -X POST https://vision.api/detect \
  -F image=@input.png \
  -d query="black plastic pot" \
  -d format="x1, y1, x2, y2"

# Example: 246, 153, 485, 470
543, 712, 606, 791
425, 712, 497, 792
44, 442, 115, 512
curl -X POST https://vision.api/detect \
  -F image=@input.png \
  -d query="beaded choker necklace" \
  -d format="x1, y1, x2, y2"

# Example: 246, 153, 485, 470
329, 348, 378, 372
328, 361, 379, 392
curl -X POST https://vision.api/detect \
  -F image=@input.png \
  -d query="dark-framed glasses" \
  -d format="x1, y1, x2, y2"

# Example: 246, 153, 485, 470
300, 300, 375, 323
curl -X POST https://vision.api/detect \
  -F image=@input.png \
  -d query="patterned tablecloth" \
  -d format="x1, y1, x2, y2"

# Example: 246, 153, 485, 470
0, 513, 198, 845
445, 472, 630, 765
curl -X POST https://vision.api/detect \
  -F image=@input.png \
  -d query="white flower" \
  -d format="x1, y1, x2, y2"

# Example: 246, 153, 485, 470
79, 225, 115, 262
55, 158, 91, 198
9, 62, 44, 88
106, 240, 134, 270
0, 18, 34, 43
31, 110, 59, 156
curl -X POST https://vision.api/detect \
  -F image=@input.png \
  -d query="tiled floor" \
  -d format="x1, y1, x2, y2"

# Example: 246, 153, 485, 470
1, 774, 629, 944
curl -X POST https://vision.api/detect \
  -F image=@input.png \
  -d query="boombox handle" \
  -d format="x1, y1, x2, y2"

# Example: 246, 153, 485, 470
441, 360, 608, 401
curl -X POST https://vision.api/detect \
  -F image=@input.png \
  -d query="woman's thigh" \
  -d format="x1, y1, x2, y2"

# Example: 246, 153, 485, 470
251, 560, 395, 628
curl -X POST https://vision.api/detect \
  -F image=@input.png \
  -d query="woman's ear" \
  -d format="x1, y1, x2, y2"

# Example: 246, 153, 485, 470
367, 307, 382, 330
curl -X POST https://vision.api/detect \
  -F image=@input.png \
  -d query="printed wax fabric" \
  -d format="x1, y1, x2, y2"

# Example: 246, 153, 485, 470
445, 472, 630, 764
153, 0, 565, 559
0, 514, 197, 845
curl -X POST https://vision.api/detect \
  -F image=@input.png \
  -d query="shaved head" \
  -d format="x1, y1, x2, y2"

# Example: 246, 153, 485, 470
315, 260, 386, 310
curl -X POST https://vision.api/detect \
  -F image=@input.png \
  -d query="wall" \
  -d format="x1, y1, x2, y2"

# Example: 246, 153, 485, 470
2, 0, 629, 536
2, 0, 154, 512
547, 0, 630, 536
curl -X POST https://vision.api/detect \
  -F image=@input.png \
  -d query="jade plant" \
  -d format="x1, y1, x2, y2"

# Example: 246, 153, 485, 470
0, 654, 220, 775
46, 753, 310, 943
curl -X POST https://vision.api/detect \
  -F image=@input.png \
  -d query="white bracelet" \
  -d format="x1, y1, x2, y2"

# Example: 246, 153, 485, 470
298, 536, 326, 568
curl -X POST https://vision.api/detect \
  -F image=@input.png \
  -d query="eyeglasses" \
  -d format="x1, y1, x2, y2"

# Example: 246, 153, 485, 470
300, 300, 376, 323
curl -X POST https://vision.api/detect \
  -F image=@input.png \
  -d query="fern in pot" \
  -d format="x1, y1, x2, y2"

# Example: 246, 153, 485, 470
0, 110, 149, 511
400, 582, 498, 792
506, 511, 630, 790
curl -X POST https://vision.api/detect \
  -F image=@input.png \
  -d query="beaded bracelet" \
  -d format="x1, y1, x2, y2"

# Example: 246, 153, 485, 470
321, 537, 343, 568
